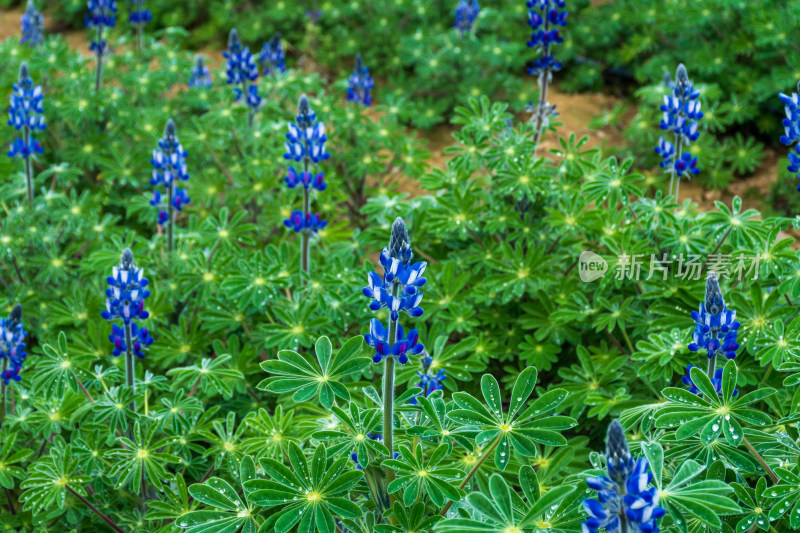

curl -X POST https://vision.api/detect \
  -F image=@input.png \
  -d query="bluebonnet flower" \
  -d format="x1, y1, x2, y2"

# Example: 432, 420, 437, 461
362, 218, 427, 365
283, 210, 327, 234
656, 64, 703, 196
681, 365, 738, 397
223, 29, 261, 125
284, 166, 326, 191
128, 0, 151, 26
346, 54, 375, 107
86, 0, 117, 57
688, 273, 740, 361
283, 95, 328, 268
527, 0, 567, 77
0, 305, 27, 385
259, 33, 286, 77
409, 370, 446, 405
8, 62, 45, 202
21, 0, 45, 47
150, 119, 190, 250
583, 420, 665, 533
454, 0, 480, 36
188, 55, 212, 89
778, 83, 800, 190
101, 248, 150, 326
109, 322, 153, 358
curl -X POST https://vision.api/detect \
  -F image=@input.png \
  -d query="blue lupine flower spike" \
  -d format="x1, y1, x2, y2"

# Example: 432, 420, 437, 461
223, 28, 261, 127
259, 33, 286, 77
686, 272, 740, 391
583, 420, 666, 533
346, 54, 375, 107
21, 0, 45, 47
656, 63, 703, 199
8, 62, 45, 203
778, 81, 800, 191
454, 0, 479, 36
527, 0, 567, 153
128, 0, 152, 52
363, 217, 427, 364
283, 94, 328, 273
0, 304, 28, 386
189, 55, 212, 89
86, 0, 117, 92
150, 118, 190, 252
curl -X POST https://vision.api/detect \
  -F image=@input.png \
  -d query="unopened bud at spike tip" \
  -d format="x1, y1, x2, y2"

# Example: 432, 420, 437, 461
705, 272, 724, 316
605, 420, 631, 483
165, 118, 176, 139
297, 94, 310, 117
194, 55, 204, 68
271, 33, 281, 47
121, 248, 134, 269
19, 62, 29, 80
9, 304, 22, 327
389, 217, 411, 260
676, 63, 688, 85
355, 53, 365, 72
228, 29, 240, 51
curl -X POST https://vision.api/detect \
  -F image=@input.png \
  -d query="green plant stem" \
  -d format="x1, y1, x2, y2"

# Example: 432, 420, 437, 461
742, 437, 778, 483
706, 354, 716, 379
440, 433, 503, 516
671, 132, 682, 200
531, 14, 552, 155
1, 359, 7, 422
701, 226, 733, 276
66, 485, 125, 533
383, 284, 401, 496
94, 27, 103, 93
136, 25, 143, 54
124, 323, 135, 411
23, 128, 33, 202
620, 327, 635, 355
167, 182, 175, 254
75, 374, 95, 404
301, 152, 311, 276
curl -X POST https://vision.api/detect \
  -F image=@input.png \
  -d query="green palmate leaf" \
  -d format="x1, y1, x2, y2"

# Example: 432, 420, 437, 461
449, 366, 574, 471
385, 443, 464, 507
258, 336, 369, 410
166, 354, 244, 398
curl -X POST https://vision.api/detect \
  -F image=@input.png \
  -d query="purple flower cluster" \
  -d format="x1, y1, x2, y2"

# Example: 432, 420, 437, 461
527, 0, 567, 76
86, 0, 117, 57
409, 369, 446, 405
688, 273, 740, 361
583, 421, 665, 533
346, 54, 374, 107
0, 305, 27, 384
101, 249, 153, 359
21, 0, 44, 47
778, 84, 800, 190
223, 29, 261, 120
454, 0, 480, 35
189, 55, 212, 89
7, 62, 45, 160
362, 218, 427, 365
283, 95, 328, 234
655, 64, 703, 180
259, 33, 286, 77
128, 0, 151, 26
150, 119, 190, 227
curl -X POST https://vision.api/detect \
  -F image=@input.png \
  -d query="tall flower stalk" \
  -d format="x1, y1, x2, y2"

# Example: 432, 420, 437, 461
362, 218, 426, 482
127, 0, 151, 53
778, 82, 800, 190
654, 63, 702, 199
283, 94, 329, 274
223, 29, 261, 128
346, 54, 375, 107
454, 0, 480, 36
150, 119, 190, 253
7, 62, 45, 203
101, 248, 153, 410
0, 304, 27, 421
526, 0, 567, 154
86, 0, 117, 93
20, 0, 45, 47
583, 420, 665, 533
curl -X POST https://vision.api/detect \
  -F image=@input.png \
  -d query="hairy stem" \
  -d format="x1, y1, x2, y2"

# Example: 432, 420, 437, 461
440, 433, 503, 515
124, 323, 135, 411
94, 27, 103, 93
66, 485, 125, 533
23, 127, 33, 202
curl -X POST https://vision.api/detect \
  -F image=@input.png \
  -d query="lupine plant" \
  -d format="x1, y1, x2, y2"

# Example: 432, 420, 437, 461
454, 0, 480, 36
7, 61, 45, 203
127, 0, 152, 52
0, 304, 26, 418
20, 0, 44, 48
346, 54, 375, 107
188, 54, 212, 89
150, 118, 190, 252
2, 2, 800, 533
527, 0, 567, 151
283, 94, 329, 274
223, 28, 261, 128
86, 0, 117, 92
259, 33, 286, 77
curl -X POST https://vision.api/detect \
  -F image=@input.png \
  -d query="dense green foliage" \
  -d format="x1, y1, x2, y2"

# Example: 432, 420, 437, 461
1, 2, 800, 533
